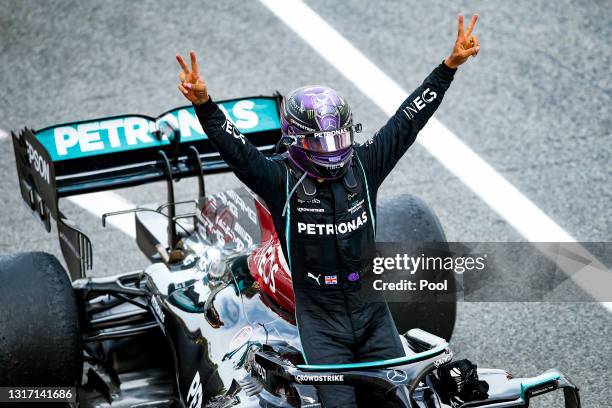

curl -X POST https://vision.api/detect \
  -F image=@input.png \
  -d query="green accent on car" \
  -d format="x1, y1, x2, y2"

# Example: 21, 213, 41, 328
296, 342, 448, 371
167, 291, 203, 314
520, 371, 561, 399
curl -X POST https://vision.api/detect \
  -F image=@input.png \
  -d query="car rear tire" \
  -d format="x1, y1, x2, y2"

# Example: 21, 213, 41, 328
376, 195, 457, 341
0, 252, 81, 386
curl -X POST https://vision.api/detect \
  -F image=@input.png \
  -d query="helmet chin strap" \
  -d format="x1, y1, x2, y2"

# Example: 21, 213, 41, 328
282, 172, 309, 217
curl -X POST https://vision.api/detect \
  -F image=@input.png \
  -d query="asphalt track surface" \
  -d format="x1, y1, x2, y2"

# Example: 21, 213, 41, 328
0, 1, 610, 406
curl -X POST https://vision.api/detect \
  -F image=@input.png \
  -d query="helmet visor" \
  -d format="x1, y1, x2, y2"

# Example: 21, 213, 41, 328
292, 124, 361, 153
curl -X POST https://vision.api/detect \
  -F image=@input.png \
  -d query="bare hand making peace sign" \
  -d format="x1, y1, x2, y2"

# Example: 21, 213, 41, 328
444, 14, 480, 69
176, 51, 209, 105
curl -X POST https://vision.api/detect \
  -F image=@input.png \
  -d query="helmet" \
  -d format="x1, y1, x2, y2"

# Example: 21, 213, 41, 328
281, 85, 359, 180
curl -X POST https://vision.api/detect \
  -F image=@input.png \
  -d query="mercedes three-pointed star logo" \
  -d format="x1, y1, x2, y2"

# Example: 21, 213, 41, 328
386, 369, 408, 383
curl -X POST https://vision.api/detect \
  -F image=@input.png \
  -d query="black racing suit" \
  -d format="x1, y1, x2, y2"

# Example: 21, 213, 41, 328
194, 62, 456, 407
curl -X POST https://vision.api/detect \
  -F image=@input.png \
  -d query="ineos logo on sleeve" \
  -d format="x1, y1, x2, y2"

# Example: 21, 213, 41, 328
25, 140, 50, 184
402, 87, 438, 120
224, 120, 246, 144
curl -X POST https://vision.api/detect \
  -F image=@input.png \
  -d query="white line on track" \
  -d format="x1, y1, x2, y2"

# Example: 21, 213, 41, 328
258, 0, 612, 312
67, 192, 136, 238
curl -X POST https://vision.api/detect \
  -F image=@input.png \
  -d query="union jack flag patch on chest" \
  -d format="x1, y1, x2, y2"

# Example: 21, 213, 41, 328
324, 275, 338, 285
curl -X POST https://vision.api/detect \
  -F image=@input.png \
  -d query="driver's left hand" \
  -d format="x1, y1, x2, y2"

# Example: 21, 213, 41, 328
444, 14, 480, 69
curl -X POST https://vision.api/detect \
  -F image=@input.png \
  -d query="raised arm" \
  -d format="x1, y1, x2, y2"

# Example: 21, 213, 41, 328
176, 51, 284, 206
358, 14, 480, 187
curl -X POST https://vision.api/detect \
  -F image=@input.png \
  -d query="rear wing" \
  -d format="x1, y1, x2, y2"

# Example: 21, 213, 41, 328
12, 95, 282, 279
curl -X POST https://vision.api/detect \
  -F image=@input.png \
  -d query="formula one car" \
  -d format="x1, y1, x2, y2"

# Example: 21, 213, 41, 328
0, 96, 580, 407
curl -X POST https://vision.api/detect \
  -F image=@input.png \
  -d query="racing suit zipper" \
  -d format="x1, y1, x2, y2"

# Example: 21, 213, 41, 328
331, 184, 359, 346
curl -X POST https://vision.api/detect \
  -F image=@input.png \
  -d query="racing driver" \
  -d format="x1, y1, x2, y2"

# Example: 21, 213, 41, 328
176, 14, 479, 408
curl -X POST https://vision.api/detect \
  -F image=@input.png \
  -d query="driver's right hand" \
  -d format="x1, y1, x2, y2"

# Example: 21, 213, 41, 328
176, 51, 209, 105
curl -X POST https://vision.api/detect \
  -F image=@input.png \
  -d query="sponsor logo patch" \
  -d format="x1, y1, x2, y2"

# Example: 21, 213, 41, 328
308, 272, 321, 286
297, 211, 368, 235
347, 272, 360, 282
386, 369, 408, 383
526, 382, 558, 397
347, 199, 364, 214
433, 350, 453, 368
35, 98, 280, 161
298, 198, 321, 204
150, 296, 165, 324
25, 140, 50, 184
295, 374, 345, 383
297, 207, 325, 213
